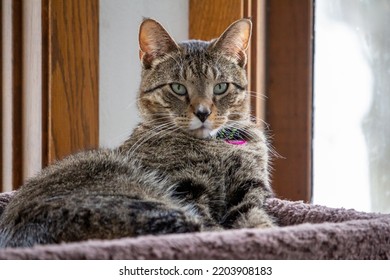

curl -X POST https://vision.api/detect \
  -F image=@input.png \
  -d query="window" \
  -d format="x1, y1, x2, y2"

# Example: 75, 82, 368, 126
313, 0, 390, 213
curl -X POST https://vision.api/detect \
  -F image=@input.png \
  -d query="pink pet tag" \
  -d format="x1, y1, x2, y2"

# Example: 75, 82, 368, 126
225, 139, 247, 145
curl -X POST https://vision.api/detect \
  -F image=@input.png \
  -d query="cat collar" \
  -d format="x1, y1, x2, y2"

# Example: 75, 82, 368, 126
216, 128, 247, 145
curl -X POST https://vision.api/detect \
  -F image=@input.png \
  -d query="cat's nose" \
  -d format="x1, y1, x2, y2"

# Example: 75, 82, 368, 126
195, 108, 211, 123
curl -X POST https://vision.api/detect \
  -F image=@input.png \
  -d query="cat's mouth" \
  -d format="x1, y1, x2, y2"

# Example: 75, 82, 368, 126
187, 118, 219, 139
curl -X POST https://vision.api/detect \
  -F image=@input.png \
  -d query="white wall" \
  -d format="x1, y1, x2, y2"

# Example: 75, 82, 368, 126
99, 0, 189, 148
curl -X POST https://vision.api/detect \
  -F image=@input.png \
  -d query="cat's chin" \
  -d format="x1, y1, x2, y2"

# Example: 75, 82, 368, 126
187, 127, 221, 139
187, 118, 219, 139
188, 128, 213, 139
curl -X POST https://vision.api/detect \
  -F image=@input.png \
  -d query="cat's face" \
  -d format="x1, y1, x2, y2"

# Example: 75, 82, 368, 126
137, 19, 251, 139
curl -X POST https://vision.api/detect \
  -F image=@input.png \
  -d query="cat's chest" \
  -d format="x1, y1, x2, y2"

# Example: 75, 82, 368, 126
137, 138, 257, 180
139, 140, 219, 168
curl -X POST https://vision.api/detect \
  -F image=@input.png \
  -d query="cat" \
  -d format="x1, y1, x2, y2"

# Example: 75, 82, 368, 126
0, 18, 275, 248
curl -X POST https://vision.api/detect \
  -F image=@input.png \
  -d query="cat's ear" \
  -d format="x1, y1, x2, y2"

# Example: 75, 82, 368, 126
139, 18, 179, 68
211, 18, 252, 67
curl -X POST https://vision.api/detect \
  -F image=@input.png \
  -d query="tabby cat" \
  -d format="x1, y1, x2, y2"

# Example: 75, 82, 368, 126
0, 18, 275, 248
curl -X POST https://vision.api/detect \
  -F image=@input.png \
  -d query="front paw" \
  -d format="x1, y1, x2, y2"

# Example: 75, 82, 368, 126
234, 208, 276, 229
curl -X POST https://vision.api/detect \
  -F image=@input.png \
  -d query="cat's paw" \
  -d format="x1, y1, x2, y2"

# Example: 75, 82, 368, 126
234, 208, 277, 229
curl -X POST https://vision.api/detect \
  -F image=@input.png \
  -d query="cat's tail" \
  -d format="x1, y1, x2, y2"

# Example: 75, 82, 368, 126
0, 195, 201, 248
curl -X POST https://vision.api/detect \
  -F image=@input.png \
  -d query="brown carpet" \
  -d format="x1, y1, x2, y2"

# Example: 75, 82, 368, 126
0, 191, 389, 259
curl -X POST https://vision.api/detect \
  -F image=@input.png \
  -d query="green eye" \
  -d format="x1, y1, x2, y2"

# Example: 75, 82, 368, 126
213, 83, 228, 95
170, 83, 187, 96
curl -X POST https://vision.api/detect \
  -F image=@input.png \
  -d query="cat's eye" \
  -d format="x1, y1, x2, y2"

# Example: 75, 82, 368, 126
170, 83, 187, 96
213, 83, 228, 95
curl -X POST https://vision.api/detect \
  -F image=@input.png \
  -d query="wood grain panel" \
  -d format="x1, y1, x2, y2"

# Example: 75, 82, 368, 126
189, 0, 243, 41
265, 0, 314, 201
46, 0, 99, 163
1, 0, 23, 191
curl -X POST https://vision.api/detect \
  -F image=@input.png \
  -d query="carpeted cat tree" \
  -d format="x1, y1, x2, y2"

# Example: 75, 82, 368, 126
0, 191, 389, 259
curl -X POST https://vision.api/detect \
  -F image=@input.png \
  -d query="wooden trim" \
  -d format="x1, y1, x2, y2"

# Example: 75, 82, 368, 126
45, 0, 99, 163
265, 0, 314, 201
189, 0, 243, 41
1, 0, 24, 191
23, 0, 42, 179
41, 0, 49, 167
244, 0, 266, 124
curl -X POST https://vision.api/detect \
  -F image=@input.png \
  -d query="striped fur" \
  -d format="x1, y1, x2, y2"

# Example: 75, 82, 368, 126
0, 18, 275, 248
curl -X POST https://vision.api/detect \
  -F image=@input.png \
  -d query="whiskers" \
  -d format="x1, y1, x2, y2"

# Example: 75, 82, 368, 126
221, 120, 259, 140
220, 118, 282, 159
228, 112, 270, 130
125, 117, 180, 160
245, 90, 268, 101
144, 113, 174, 124
125, 96, 143, 110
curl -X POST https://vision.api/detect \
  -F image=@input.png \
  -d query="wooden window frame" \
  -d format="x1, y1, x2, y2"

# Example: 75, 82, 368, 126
190, 0, 314, 202
266, 0, 314, 202
1, 0, 99, 192
1, 0, 23, 190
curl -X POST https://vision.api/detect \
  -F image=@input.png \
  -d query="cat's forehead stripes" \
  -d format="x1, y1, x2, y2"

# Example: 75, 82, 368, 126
180, 61, 220, 84
177, 41, 221, 80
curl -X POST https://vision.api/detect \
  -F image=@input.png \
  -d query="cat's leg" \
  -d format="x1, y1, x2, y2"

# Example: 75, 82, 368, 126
170, 179, 224, 232
221, 179, 275, 229
226, 204, 275, 229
